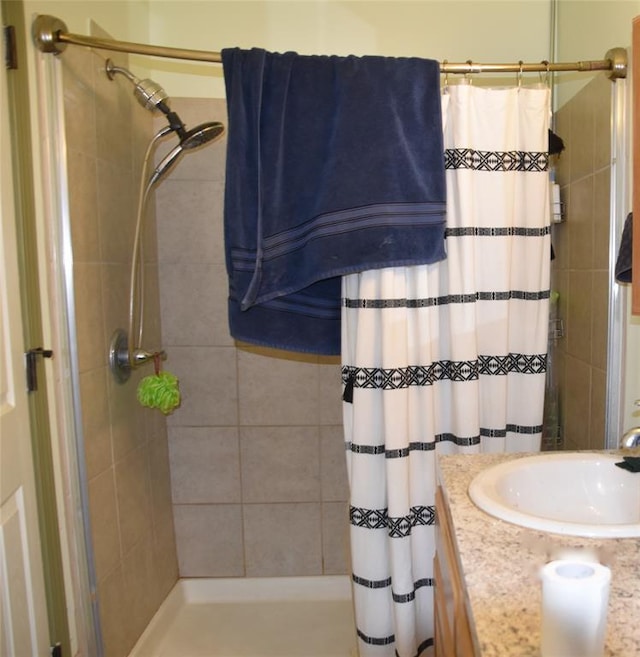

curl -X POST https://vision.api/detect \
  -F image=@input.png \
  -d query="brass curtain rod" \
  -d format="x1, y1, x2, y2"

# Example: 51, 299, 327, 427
32, 14, 628, 80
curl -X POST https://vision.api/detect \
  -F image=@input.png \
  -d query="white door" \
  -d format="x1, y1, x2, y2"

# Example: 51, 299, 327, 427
0, 31, 50, 657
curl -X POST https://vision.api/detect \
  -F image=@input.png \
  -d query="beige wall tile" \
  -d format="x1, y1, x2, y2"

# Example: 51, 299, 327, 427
140, 263, 163, 347
322, 502, 350, 575
174, 504, 244, 576
121, 535, 159, 644
566, 270, 593, 362
122, 534, 162, 637
67, 149, 100, 262
243, 503, 322, 577
142, 202, 160, 265
97, 565, 131, 657
88, 467, 121, 582
115, 445, 153, 554
169, 427, 241, 503
61, 49, 97, 157
568, 83, 595, 183
165, 346, 238, 426
145, 403, 169, 443
567, 176, 594, 269
108, 371, 147, 461
159, 263, 232, 346
240, 426, 321, 503
93, 54, 134, 170
148, 427, 176, 528
562, 356, 592, 451
238, 350, 320, 426
152, 511, 179, 603
96, 160, 135, 265
590, 368, 607, 450
155, 180, 225, 265
593, 75, 612, 172
591, 271, 609, 371
74, 262, 106, 373
593, 168, 612, 271
319, 362, 344, 425
80, 367, 112, 479
101, 264, 130, 344
321, 425, 349, 502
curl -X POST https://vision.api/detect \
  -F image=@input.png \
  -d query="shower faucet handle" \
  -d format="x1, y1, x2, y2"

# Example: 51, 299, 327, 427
109, 329, 167, 383
131, 348, 167, 368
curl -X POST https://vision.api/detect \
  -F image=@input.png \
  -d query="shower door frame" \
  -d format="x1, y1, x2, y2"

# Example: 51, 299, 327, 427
32, 49, 104, 657
606, 62, 631, 448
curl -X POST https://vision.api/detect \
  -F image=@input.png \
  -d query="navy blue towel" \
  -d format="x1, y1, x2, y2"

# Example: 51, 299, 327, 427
222, 48, 447, 355
615, 212, 633, 283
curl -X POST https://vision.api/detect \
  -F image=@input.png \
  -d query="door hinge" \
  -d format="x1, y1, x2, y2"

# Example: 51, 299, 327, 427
4, 25, 18, 70
25, 347, 54, 393
51, 643, 62, 657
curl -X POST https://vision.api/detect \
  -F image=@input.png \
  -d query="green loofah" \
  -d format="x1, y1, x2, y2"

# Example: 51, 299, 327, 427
137, 370, 181, 415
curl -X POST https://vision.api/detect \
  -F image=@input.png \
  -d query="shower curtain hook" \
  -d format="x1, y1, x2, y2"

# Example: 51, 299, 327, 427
539, 60, 550, 86
465, 60, 473, 85
442, 60, 450, 92
545, 60, 551, 87
517, 60, 524, 88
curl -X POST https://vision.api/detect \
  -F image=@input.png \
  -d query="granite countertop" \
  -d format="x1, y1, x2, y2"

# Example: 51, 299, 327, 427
436, 451, 640, 657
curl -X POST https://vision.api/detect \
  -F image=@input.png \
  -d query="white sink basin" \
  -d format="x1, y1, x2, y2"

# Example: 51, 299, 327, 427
468, 452, 640, 537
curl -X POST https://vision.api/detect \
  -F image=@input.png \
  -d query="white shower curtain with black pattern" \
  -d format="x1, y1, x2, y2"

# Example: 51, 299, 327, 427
341, 83, 551, 657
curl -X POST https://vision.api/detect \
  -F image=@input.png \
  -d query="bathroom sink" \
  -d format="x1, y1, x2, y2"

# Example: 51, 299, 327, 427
468, 452, 640, 537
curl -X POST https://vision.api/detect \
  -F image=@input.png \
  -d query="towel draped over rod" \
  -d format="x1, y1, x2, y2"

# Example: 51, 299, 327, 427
32, 14, 628, 80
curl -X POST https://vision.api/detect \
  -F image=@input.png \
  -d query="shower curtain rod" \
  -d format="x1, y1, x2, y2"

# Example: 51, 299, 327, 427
32, 14, 628, 80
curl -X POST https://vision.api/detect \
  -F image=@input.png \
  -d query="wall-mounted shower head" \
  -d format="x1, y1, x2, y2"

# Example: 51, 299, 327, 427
105, 59, 170, 113
148, 121, 225, 188
104, 59, 225, 167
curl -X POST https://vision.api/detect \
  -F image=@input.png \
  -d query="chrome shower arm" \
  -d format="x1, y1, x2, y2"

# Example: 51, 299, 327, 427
105, 60, 138, 84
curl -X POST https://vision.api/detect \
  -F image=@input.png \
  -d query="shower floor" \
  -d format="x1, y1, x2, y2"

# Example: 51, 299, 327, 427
128, 576, 358, 657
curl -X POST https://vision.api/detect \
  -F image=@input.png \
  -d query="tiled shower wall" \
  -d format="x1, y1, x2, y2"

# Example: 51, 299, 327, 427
155, 98, 350, 577
61, 41, 178, 657
552, 72, 612, 451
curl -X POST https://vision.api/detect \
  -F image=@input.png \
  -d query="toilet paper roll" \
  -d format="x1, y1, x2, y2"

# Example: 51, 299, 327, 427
540, 559, 611, 657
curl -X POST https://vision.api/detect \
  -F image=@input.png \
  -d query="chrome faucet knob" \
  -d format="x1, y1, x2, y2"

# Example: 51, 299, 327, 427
131, 348, 167, 367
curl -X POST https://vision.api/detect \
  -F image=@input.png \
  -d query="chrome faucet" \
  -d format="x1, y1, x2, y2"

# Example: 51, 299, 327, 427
621, 427, 640, 448
620, 400, 640, 448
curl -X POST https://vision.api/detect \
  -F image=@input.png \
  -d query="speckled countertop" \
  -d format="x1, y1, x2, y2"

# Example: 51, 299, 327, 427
436, 452, 640, 657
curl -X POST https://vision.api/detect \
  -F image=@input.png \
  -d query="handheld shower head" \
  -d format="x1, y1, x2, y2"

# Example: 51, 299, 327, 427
110, 62, 226, 382
180, 121, 226, 150
148, 121, 225, 188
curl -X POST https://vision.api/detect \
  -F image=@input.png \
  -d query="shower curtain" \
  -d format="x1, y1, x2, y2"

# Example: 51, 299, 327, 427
342, 83, 551, 656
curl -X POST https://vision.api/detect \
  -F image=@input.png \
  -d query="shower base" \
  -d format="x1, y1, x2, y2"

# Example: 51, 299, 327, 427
128, 575, 358, 657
